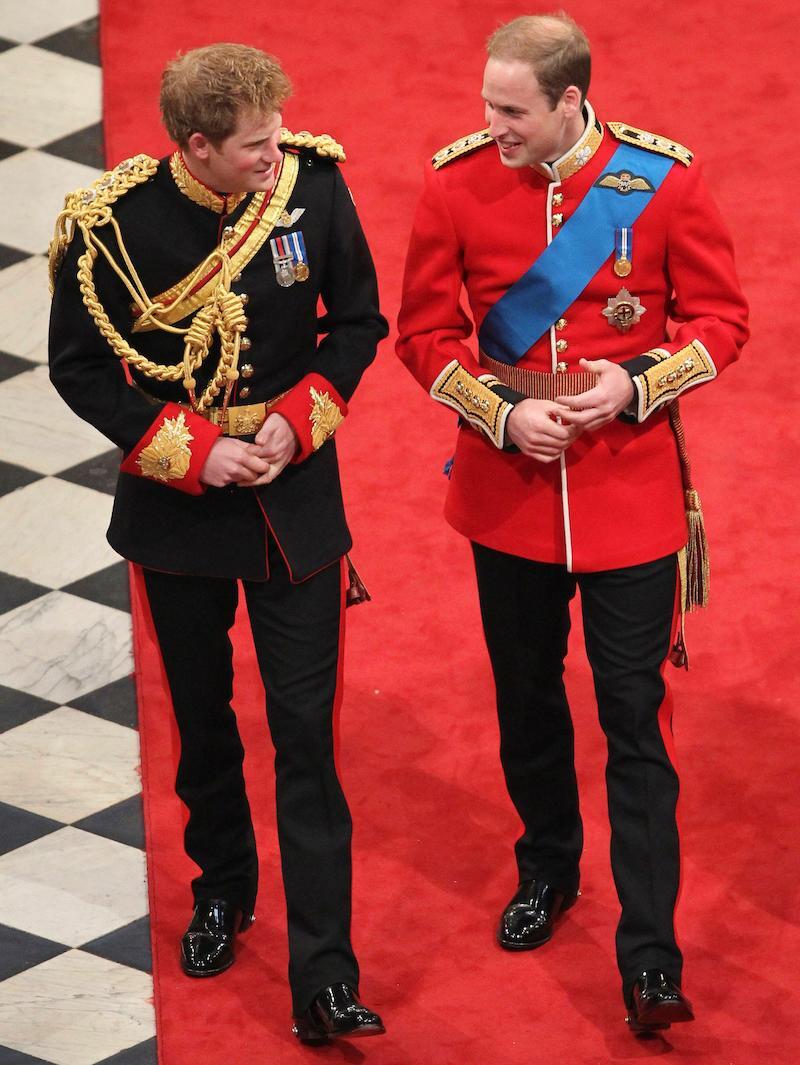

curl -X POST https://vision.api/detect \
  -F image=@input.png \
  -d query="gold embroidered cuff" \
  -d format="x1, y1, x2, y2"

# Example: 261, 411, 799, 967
634, 341, 717, 421
430, 360, 512, 448
136, 411, 194, 482
310, 386, 345, 450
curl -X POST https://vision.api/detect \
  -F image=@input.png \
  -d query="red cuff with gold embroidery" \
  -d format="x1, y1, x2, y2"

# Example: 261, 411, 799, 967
119, 402, 221, 495
270, 373, 348, 463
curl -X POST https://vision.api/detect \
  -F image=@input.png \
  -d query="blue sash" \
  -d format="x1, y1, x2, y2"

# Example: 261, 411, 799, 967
478, 143, 673, 365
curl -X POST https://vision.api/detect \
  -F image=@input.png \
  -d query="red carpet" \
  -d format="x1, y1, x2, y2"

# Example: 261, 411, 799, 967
106, 2, 800, 1061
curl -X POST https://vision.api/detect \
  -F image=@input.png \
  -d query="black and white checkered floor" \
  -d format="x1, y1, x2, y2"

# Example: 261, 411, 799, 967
0, 4, 156, 1062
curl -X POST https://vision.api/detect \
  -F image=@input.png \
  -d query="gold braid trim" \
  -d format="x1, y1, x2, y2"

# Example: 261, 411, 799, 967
49, 154, 159, 294
279, 127, 346, 161
50, 153, 293, 416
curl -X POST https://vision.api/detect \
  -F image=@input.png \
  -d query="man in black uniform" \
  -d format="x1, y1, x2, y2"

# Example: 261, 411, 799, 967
49, 43, 387, 1044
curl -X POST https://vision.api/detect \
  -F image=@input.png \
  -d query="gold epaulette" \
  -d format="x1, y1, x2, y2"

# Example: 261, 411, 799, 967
49, 154, 159, 291
432, 129, 493, 170
607, 122, 693, 167
279, 128, 345, 162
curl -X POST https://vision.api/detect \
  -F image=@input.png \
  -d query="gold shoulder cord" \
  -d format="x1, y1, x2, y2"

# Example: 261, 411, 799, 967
279, 128, 346, 161
49, 152, 298, 415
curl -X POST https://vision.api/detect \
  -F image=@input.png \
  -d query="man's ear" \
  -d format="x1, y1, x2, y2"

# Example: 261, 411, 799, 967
186, 131, 212, 162
560, 85, 583, 118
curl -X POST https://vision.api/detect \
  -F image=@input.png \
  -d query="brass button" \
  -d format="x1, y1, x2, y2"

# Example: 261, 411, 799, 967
555, 317, 567, 331
222, 226, 234, 240
233, 273, 242, 282
240, 363, 254, 379
239, 385, 251, 399
239, 293, 249, 306
241, 316, 248, 329
552, 213, 563, 227
556, 338, 568, 353
556, 361, 568, 373
240, 336, 252, 352
552, 192, 563, 206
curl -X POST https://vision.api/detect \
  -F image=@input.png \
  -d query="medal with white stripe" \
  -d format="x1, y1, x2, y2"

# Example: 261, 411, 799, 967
289, 230, 309, 281
614, 226, 633, 277
270, 234, 296, 287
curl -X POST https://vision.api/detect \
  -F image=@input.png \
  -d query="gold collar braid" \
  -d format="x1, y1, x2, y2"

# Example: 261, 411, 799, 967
169, 152, 247, 214
49, 152, 298, 417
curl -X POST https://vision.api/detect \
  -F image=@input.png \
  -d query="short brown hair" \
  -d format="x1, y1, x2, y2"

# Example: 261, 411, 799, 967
160, 43, 292, 147
487, 13, 591, 108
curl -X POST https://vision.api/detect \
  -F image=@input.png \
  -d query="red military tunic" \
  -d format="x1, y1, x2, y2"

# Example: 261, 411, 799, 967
397, 105, 748, 571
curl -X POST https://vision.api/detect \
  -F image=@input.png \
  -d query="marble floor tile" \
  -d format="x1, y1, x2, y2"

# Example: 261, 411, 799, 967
0, 685, 57, 733
0, 151, 99, 256
0, 0, 100, 45
82, 917, 151, 975
71, 675, 138, 730
0, 477, 119, 586
0, 827, 147, 947
0, 367, 111, 474
0, 803, 61, 856
0, 47, 100, 149
0, 949, 154, 1065
62, 561, 130, 613
0, 242, 31, 268
0, 591, 132, 704
34, 17, 100, 67
0, 925, 68, 982
0, 256, 50, 362
73, 795, 145, 851
0, 707, 140, 823
0, 460, 43, 498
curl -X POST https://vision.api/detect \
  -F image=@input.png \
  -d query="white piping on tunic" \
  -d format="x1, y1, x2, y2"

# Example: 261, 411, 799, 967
546, 180, 574, 572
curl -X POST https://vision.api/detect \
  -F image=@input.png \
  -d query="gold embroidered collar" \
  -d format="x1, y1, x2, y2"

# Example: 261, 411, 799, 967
169, 152, 247, 214
535, 101, 604, 182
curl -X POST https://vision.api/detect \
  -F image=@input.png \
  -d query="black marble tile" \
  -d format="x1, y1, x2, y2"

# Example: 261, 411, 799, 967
42, 122, 105, 170
95, 1039, 158, 1065
0, 573, 50, 614
0, 460, 43, 498
71, 674, 138, 729
0, 1047, 52, 1065
0, 924, 68, 981
81, 916, 152, 974
32, 18, 100, 66
57, 448, 121, 496
73, 795, 144, 851
62, 561, 130, 613
0, 802, 62, 855
0, 351, 38, 381
0, 686, 57, 732
0, 243, 32, 270
0, 39, 17, 55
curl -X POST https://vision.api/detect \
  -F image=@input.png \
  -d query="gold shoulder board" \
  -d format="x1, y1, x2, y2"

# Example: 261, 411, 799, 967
49, 154, 159, 289
280, 128, 346, 162
607, 122, 693, 167
432, 129, 493, 170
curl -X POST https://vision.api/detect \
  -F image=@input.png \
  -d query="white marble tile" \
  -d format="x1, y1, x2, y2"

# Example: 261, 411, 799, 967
0, 255, 50, 362
0, 47, 100, 147
0, 150, 99, 256
0, 707, 140, 823
0, 0, 99, 45
0, 366, 111, 474
0, 591, 132, 704
0, 477, 119, 587
0, 949, 154, 1065
0, 826, 147, 947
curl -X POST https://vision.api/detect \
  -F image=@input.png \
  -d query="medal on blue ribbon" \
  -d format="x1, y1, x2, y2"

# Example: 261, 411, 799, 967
614, 226, 633, 277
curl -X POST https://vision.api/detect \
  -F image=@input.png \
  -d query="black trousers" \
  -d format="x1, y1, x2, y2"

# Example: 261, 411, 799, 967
142, 547, 358, 1014
472, 543, 682, 994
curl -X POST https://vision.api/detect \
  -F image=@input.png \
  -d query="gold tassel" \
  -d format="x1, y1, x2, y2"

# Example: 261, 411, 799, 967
345, 555, 371, 607
667, 402, 710, 670
683, 488, 710, 611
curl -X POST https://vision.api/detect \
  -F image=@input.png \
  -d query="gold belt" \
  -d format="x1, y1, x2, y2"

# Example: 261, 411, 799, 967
479, 351, 596, 401
197, 394, 288, 436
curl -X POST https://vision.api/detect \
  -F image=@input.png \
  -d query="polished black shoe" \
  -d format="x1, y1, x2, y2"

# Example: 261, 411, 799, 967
180, 899, 253, 977
497, 879, 577, 951
625, 970, 695, 1033
292, 983, 385, 1044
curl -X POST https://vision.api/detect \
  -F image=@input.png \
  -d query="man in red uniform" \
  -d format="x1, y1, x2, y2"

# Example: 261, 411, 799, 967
397, 13, 747, 1031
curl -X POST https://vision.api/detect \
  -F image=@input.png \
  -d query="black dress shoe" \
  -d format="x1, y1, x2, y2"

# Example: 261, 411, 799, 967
626, 970, 695, 1033
180, 899, 253, 977
497, 879, 577, 951
292, 983, 385, 1044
